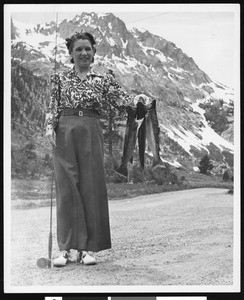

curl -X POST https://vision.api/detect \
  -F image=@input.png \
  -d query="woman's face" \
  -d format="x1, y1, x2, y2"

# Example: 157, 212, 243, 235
71, 38, 95, 69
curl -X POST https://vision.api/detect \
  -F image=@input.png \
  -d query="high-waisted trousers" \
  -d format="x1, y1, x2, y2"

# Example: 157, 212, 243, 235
52, 111, 111, 252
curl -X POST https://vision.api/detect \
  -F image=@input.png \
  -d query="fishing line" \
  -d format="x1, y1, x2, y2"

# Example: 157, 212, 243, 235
37, 11, 58, 269
50, 9, 58, 234
54, 11, 59, 72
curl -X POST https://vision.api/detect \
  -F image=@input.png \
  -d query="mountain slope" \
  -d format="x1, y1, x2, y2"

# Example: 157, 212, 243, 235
11, 12, 234, 174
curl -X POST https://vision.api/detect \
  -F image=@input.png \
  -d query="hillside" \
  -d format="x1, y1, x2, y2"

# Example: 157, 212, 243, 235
10, 12, 234, 178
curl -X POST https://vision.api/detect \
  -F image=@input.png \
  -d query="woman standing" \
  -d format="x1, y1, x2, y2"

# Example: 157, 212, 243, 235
45, 31, 138, 267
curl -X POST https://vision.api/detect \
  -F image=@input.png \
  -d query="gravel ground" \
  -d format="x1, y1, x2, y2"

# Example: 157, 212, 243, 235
8, 188, 234, 291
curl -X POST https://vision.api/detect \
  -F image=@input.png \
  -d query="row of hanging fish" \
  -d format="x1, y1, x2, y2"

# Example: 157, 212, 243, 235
115, 94, 163, 179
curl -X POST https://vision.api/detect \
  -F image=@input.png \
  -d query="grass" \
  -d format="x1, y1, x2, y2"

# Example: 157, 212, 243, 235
11, 170, 233, 209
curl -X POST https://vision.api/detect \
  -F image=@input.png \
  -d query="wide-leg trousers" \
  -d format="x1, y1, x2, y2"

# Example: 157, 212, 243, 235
52, 112, 111, 252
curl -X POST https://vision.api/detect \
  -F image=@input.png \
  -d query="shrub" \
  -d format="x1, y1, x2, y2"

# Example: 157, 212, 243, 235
132, 164, 146, 183
43, 153, 53, 170
12, 141, 54, 179
104, 156, 119, 183
222, 169, 233, 182
149, 164, 179, 185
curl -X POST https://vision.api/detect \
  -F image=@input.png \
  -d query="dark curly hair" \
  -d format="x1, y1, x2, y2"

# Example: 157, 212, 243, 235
65, 31, 97, 64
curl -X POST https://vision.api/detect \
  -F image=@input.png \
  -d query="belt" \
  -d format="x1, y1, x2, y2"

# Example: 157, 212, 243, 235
60, 108, 100, 118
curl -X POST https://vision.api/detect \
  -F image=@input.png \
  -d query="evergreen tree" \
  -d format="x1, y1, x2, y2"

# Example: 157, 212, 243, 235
223, 170, 230, 182
204, 99, 229, 134
198, 154, 214, 175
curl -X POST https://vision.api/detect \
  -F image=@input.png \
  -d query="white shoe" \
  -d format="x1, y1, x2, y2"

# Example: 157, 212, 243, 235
53, 251, 70, 267
78, 251, 96, 265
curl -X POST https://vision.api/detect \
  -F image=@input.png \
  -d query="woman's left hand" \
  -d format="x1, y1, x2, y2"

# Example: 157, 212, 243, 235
134, 94, 153, 109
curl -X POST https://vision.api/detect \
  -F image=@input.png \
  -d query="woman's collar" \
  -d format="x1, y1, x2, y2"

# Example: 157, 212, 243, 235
72, 66, 97, 77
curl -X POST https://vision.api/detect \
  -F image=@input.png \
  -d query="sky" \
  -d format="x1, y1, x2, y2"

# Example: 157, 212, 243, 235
7, 3, 240, 88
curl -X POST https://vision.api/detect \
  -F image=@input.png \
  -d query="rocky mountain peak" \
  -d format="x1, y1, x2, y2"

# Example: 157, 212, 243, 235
10, 12, 234, 172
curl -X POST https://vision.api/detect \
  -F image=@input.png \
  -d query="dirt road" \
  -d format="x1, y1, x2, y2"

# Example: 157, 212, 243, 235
9, 188, 234, 290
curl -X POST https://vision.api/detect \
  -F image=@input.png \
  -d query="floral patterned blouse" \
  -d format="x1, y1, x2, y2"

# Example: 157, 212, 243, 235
45, 67, 135, 132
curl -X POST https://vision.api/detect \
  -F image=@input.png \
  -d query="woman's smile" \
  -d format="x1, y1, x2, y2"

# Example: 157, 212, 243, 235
80, 56, 89, 61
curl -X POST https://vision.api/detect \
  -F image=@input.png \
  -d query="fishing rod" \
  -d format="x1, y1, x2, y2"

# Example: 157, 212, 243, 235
37, 11, 58, 269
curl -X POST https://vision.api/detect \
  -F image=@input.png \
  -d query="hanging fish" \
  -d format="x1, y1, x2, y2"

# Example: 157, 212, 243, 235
134, 94, 163, 169
137, 102, 147, 169
115, 94, 163, 180
146, 99, 163, 167
115, 103, 145, 179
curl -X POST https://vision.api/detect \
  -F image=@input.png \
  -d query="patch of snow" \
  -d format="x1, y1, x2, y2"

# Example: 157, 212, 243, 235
12, 18, 60, 60
198, 121, 234, 152
170, 160, 182, 168
190, 82, 200, 90
161, 106, 233, 158
208, 82, 234, 103
38, 57, 48, 62
149, 65, 156, 72
160, 157, 182, 168
175, 74, 184, 80
156, 52, 167, 62
84, 14, 92, 25
12, 19, 36, 35
134, 27, 147, 33
74, 15, 81, 22
121, 38, 128, 49
163, 67, 168, 73
111, 54, 129, 74
108, 22, 112, 30
171, 125, 209, 155
170, 66, 184, 73
107, 37, 116, 46
191, 100, 205, 114
138, 42, 166, 62
130, 28, 139, 38
190, 99, 234, 151
13, 57, 21, 62
123, 55, 138, 69
184, 97, 192, 103
97, 12, 108, 18
99, 28, 107, 37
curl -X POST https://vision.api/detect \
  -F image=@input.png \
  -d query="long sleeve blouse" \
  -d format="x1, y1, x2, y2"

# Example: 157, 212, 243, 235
45, 67, 135, 133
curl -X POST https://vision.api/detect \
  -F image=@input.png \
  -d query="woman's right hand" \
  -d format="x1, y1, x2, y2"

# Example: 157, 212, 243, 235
46, 129, 56, 147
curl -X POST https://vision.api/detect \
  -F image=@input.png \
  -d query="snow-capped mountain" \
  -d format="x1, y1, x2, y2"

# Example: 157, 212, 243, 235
11, 12, 234, 172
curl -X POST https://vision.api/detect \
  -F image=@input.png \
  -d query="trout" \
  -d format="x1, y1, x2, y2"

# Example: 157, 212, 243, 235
146, 99, 163, 167
135, 95, 163, 168
137, 103, 147, 169
115, 95, 163, 180
115, 103, 145, 179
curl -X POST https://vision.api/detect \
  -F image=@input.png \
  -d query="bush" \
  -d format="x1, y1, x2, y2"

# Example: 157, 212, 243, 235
132, 164, 146, 183
104, 156, 119, 182
11, 141, 54, 179
149, 164, 179, 185
43, 153, 53, 170
223, 169, 233, 182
